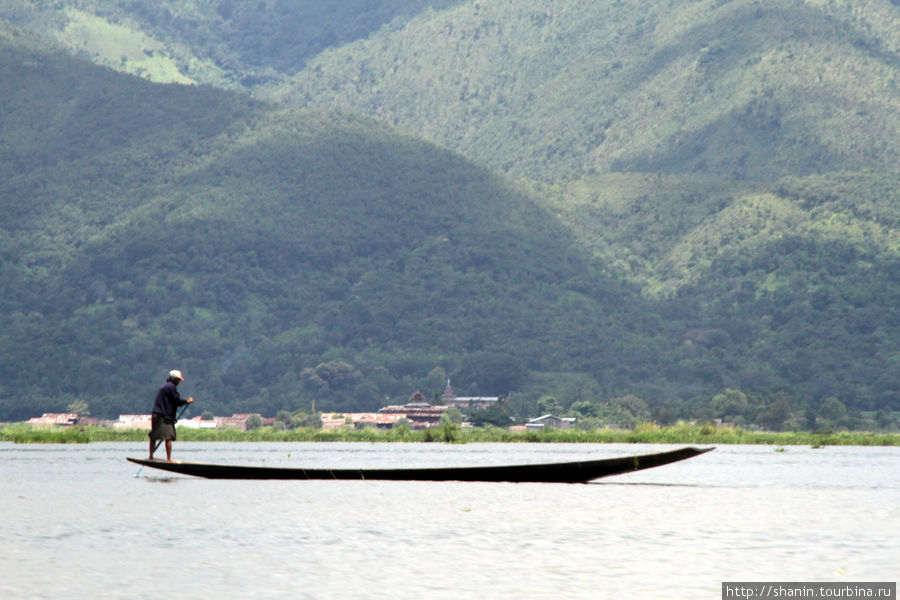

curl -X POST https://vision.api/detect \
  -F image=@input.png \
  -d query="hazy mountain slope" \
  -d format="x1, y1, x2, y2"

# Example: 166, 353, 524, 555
526, 169, 900, 414
272, 0, 900, 181
525, 173, 752, 294
0, 0, 464, 86
668, 172, 900, 411
4, 1, 897, 182
0, 23, 257, 291
0, 24, 661, 420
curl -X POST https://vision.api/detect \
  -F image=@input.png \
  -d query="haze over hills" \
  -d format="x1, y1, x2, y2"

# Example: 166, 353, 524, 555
5, 0, 898, 181
1, 2, 899, 429
0, 0, 465, 87
277, 0, 900, 182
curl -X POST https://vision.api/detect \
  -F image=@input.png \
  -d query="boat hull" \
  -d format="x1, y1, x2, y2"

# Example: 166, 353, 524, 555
128, 446, 713, 483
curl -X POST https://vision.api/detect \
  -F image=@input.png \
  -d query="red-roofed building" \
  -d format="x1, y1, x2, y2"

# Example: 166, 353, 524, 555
216, 414, 262, 430
321, 412, 406, 430
378, 392, 449, 428
27, 413, 79, 427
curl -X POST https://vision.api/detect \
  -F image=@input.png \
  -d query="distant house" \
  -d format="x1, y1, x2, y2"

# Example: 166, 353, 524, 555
375, 392, 450, 428
321, 413, 353, 430
215, 414, 263, 431
113, 414, 152, 431
320, 412, 385, 430
356, 413, 406, 429
27, 413, 79, 428
525, 414, 576, 431
440, 381, 500, 409
113, 413, 264, 431
175, 416, 219, 430
322, 411, 417, 430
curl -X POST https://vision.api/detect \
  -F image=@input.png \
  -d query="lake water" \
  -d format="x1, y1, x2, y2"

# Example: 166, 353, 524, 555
1, 442, 897, 599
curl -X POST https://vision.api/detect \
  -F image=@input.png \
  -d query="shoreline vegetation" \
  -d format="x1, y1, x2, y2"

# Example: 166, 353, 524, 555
1, 422, 897, 447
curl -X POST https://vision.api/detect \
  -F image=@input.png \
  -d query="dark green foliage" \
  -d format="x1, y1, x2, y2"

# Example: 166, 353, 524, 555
1, 4, 899, 429
0, 23, 659, 420
467, 403, 512, 428
534, 170, 900, 424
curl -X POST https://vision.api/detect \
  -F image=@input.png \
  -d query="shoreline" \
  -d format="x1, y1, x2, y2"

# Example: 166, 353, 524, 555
1, 422, 897, 446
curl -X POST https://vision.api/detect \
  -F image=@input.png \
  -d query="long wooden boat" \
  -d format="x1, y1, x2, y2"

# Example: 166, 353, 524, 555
127, 446, 713, 483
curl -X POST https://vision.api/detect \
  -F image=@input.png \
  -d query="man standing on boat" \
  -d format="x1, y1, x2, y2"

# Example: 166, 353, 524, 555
149, 369, 194, 462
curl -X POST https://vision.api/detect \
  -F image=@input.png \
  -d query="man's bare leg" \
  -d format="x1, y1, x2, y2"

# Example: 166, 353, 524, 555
165, 440, 174, 462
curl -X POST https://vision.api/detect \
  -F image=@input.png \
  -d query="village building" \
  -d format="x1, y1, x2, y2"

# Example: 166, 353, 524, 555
525, 414, 577, 431
215, 413, 258, 430
173, 416, 219, 430
321, 412, 406, 430
21, 385, 513, 433
27, 413, 80, 428
113, 414, 152, 430
320, 412, 352, 430
440, 380, 500, 409
377, 391, 450, 428
110, 413, 266, 431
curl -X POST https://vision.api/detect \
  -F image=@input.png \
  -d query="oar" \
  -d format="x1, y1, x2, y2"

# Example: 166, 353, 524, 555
134, 402, 192, 477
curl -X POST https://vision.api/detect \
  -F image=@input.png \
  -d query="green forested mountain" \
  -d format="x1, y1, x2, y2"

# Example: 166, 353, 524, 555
532, 171, 900, 419
6, 1, 898, 181
0, 23, 661, 421
277, 0, 900, 182
0, 0, 464, 87
1, 2, 899, 430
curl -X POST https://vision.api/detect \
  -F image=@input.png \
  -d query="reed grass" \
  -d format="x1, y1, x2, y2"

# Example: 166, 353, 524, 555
0, 423, 147, 444
2, 422, 897, 446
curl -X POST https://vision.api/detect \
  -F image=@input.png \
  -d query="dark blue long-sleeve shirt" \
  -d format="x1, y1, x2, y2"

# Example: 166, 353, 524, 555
151, 381, 188, 421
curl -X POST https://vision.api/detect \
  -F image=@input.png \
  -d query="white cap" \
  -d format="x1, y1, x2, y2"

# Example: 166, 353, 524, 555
169, 369, 185, 381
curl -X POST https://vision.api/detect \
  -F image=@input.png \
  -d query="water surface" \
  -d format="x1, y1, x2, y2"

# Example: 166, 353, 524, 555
1, 442, 897, 599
